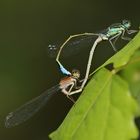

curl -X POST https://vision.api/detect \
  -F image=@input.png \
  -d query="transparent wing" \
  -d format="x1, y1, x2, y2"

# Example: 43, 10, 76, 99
47, 35, 98, 58
96, 23, 122, 35
109, 23, 122, 28
5, 85, 60, 128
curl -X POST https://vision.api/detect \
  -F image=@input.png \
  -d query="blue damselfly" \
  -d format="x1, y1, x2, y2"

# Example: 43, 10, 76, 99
5, 69, 80, 128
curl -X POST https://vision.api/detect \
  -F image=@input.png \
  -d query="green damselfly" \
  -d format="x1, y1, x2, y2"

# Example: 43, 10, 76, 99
52, 20, 137, 95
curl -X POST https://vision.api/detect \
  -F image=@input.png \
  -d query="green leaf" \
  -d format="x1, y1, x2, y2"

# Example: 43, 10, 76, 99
50, 68, 138, 140
50, 30, 140, 140
120, 50, 140, 113
90, 31, 140, 76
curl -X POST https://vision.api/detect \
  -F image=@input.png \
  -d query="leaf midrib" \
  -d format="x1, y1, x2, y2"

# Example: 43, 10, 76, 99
71, 72, 113, 139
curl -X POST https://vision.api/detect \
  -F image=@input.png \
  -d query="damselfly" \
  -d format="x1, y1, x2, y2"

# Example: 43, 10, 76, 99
5, 69, 81, 128
53, 20, 137, 95
48, 20, 137, 61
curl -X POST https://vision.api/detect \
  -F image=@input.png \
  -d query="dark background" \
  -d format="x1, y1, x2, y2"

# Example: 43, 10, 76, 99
0, 0, 139, 140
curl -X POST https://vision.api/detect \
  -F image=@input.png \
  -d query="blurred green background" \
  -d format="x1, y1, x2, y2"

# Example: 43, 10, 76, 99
0, 0, 139, 140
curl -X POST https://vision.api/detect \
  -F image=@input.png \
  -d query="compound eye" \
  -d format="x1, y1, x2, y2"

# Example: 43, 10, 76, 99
72, 69, 80, 79
122, 20, 131, 28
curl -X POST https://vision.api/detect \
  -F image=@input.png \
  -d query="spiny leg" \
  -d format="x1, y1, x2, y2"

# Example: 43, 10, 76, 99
68, 88, 83, 96
109, 40, 118, 52
127, 29, 138, 34
109, 32, 121, 52
62, 82, 76, 103
66, 95, 75, 103
112, 34, 121, 46
121, 30, 131, 41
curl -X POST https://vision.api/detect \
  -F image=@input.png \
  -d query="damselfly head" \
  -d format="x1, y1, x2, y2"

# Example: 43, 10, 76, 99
71, 69, 80, 79
122, 20, 131, 29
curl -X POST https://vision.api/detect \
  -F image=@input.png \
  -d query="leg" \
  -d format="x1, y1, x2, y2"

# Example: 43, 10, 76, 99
66, 95, 75, 103
112, 34, 120, 46
122, 29, 138, 40
62, 88, 75, 103
68, 88, 83, 96
109, 32, 121, 52
121, 30, 131, 41
62, 82, 80, 103
109, 40, 117, 52
61, 79, 84, 102
68, 82, 75, 93
127, 29, 138, 34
